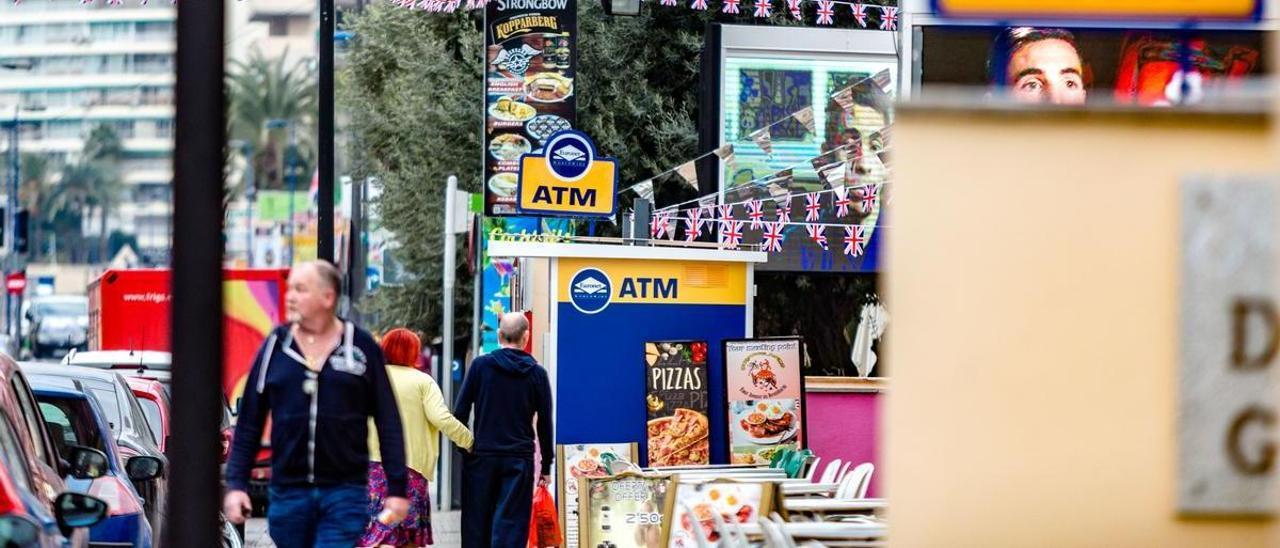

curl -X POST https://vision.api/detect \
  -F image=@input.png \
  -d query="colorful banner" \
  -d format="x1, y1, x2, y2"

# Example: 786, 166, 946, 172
932, 0, 1260, 21
669, 480, 776, 548
646, 341, 711, 467
722, 338, 806, 465
484, 0, 577, 216
557, 443, 638, 547
579, 473, 677, 548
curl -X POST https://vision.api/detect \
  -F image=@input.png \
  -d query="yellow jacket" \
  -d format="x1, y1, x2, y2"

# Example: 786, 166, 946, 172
369, 364, 473, 479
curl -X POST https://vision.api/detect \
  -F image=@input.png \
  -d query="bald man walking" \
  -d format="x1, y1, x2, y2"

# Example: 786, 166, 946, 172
454, 312, 554, 547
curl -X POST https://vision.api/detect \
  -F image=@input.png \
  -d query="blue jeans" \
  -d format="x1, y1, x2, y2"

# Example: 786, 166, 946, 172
267, 483, 369, 548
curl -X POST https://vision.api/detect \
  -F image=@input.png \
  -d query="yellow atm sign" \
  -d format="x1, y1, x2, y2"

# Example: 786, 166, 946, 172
934, 0, 1260, 20
518, 130, 618, 218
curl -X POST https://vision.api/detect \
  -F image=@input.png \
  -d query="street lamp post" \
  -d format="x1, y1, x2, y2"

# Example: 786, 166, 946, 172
230, 139, 255, 267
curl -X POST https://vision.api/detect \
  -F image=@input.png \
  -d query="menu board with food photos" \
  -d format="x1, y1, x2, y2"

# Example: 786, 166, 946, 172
579, 472, 677, 548
558, 443, 639, 548
645, 341, 711, 468
669, 480, 776, 548
484, 0, 577, 216
723, 338, 807, 465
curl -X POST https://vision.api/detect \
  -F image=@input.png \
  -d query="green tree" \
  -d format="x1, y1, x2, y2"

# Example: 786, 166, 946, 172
18, 153, 51, 260
341, 3, 708, 339
227, 47, 318, 196
43, 125, 124, 263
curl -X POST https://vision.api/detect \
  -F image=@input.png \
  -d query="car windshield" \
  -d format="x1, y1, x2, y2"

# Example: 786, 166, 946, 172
138, 398, 163, 446
82, 383, 121, 434
35, 302, 85, 317
37, 397, 107, 456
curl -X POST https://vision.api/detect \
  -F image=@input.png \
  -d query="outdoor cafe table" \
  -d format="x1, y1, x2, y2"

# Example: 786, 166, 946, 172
738, 521, 887, 540
780, 482, 841, 496
783, 498, 888, 514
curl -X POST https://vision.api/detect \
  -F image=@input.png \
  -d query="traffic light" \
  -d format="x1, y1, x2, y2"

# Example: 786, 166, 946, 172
14, 210, 28, 255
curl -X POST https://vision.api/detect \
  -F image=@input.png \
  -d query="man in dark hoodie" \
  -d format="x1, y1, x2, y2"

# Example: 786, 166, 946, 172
455, 312, 553, 547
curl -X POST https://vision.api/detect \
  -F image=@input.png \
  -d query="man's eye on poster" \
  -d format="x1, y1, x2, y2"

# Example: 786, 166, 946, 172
918, 25, 1267, 107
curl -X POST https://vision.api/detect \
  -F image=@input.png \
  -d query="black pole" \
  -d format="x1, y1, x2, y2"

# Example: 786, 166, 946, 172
318, 0, 335, 263
168, 0, 224, 546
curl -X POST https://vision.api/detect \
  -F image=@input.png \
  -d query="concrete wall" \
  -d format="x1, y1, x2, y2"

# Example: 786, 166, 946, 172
886, 107, 1280, 546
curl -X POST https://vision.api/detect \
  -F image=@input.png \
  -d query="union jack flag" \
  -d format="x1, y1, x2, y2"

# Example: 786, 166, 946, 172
685, 218, 700, 242
762, 222, 784, 252
787, 0, 802, 19
816, 0, 835, 25
776, 202, 791, 224
106, 0, 123, 5
844, 226, 869, 257
858, 184, 878, 211
661, 0, 678, 7
806, 224, 829, 250
691, 0, 708, 9
879, 5, 898, 30
753, 0, 771, 18
852, 3, 867, 27
718, 204, 735, 232
722, 0, 741, 14
834, 186, 852, 217
720, 221, 745, 249
746, 199, 765, 230
651, 214, 672, 240
685, 208, 704, 237
804, 192, 822, 222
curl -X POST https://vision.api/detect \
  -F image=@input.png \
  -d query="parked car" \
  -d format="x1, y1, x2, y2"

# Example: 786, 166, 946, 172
0, 355, 110, 547
29, 379, 159, 548
60, 351, 171, 388
124, 377, 169, 454
22, 364, 168, 545
24, 297, 89, 360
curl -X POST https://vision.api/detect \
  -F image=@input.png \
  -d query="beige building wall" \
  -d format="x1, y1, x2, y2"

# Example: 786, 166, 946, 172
886, 107, 1279, 546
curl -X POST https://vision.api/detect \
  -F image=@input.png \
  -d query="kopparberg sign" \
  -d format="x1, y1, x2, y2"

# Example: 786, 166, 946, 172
518, 130, 618, 217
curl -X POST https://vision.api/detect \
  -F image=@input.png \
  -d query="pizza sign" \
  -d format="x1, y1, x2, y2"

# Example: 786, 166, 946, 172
645, 341, 710, 467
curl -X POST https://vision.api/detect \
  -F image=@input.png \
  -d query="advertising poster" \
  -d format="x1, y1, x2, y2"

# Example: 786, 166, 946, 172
484, 0, 577, 216
558, 443, 638, 548
645, 341, 711, 467
916, 26, 1267, 107
579, 473, 677, 548
722, 339, 806, 465
669, 481, 775, 548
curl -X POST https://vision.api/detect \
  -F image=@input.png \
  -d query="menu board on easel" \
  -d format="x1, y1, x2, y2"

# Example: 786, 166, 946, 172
579, 472, 677, 548
557, 443, 638, 548
645, 341, 710, 467
669, 480, 777, 548
723, 338, 807, 465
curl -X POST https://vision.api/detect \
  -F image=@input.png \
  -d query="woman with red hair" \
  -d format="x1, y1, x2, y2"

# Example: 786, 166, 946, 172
362, 328, 473, 547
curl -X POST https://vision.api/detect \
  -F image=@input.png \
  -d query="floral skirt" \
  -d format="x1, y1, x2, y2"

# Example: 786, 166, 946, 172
359, 462, 433, 547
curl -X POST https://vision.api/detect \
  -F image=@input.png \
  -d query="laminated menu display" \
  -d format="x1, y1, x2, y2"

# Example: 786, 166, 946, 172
645, 341, 711, 467
669, 480, 776, 548
579, 473, 677, 548
722, 338, 807, 465
484, 0, 577, 216
558, 443, 639, 548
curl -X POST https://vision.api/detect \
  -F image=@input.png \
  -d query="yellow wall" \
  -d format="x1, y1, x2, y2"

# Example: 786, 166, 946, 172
886, 108, 1280, 546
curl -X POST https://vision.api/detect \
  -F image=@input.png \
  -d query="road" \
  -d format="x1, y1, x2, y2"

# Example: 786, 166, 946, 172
244, 512, 462, 547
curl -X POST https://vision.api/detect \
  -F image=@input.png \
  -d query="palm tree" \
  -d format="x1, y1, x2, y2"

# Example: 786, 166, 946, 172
42, 125, 124, 263
227, 47, 317, 195
18, 153, 51, 260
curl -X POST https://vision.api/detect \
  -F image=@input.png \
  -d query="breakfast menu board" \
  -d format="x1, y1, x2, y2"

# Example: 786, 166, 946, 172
579, 472, 677, 548
645, 341, 710, 468
484, 0, 577, 216
669, 480, 775, 548
723, 338, 807, 465
558, 443, 639, 548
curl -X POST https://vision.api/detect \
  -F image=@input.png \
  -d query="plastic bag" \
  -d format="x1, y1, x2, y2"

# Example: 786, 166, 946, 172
528, 484, 562, 548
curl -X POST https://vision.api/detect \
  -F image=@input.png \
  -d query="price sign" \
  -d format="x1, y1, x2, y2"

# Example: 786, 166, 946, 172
579, 472, 677, 548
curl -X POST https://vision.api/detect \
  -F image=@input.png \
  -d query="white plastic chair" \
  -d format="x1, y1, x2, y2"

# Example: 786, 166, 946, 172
758, 516, 791, 548
709, 504, 749, 548
847, 463, 874, 499
836, 461, 853, 483
680, 501, 712, 548
770, 513, 799, 548
833, 469, 862, 500
818, 458, 843, 484
803, 456, 821, 482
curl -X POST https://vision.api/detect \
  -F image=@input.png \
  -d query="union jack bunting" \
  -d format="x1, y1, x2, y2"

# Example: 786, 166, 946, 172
685, 217, 700, 242
776, 202, 791, 224
753, 0, 771, 18
750, 128, 773, 156
806, 224, 829, 250
722, 0, 741, 14
787, 0, 802, 19
691, 0, 708, 10
747, 199, 765, 230
879, 6, 899, 30
762, 222, 785, 252
844, 226, 869, 257
720, 221, 745, 250
816, 0, 834, 24
686, 208, 705, 236
834, 186, 852, 217
661, 0, 678, 7
718, 204, 735, 232
858, 184, 879, 211
852, 3, 867, 27
655, 214, 673, 240
804, 192, 822, 222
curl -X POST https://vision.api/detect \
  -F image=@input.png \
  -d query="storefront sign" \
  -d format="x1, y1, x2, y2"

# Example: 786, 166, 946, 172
933, 0, 1261, 21
557, 443, 638, 547
646, 341, 711, 467
579, 472, 677, 548
517, 130, 618, 217
484, 0, 577, 216
723, 339, 807, 465
669, 480, 775, 548
1179, 177, 1279, 517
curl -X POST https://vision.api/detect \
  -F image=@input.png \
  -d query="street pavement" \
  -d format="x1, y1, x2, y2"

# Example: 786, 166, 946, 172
244, 511, 462, 547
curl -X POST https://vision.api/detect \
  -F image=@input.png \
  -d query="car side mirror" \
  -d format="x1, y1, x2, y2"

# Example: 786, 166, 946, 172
54, 492, 108, 535
126, 455, 164, 481
0, 514, 40, 547
67, 446, 108, 480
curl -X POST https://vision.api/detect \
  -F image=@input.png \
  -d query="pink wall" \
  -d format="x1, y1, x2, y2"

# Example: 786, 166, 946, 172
804, 390, 881, 497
